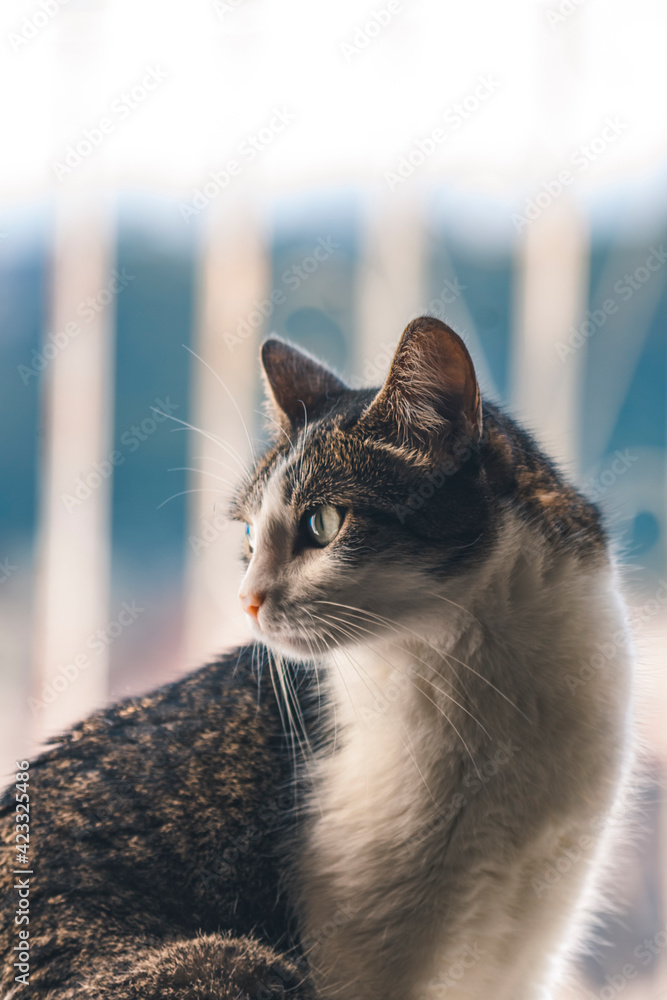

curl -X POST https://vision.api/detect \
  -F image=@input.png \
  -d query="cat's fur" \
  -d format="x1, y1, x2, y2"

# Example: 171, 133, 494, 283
0, 317, 632, 1000
0, 648, 316, 999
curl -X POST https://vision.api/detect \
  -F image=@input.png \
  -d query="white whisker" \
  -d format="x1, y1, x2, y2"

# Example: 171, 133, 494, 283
152, 408, 248, 475
156, 487, 227, 509
182, 343, 256, 464
311, 611, 483, 781
314, 599, 530, 723
167, 467, 237, 490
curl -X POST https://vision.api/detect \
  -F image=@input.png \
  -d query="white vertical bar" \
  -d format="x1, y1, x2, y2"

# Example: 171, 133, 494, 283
512, 200, 589, 474
32, 196, 114, 743
354, 191, 427, 379
182, 201, 269, 668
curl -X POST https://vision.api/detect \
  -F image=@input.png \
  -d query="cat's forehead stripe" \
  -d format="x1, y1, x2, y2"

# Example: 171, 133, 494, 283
252, 425, 439, 517
263, 454, 291, 513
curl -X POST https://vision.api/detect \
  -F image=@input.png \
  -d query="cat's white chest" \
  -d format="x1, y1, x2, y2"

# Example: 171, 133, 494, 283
314, 642, 458, 844
295, 556, 631, 1000
299, 641, 477, 998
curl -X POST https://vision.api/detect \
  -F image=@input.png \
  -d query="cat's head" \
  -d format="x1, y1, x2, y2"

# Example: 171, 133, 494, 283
230, 317, 495, 660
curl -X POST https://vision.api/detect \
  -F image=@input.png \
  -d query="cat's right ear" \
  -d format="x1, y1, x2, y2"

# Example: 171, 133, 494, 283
261, 338, 347, 435
360, 316, 482, 461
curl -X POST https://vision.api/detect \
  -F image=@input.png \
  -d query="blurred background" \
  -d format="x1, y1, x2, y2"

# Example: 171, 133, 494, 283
0, 0, 665, 996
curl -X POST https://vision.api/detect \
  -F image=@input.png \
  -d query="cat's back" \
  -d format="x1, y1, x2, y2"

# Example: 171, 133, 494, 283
0, 645, 299, 995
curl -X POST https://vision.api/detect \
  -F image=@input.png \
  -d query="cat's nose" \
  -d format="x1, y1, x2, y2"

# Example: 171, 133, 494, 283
240, 590, 264, 623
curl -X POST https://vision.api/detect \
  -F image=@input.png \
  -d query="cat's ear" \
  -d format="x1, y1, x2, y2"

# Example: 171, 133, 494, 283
362, 317, 482, 458
261, 338, 348, 433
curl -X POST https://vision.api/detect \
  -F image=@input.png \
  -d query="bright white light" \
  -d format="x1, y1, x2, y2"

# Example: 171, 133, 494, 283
0, 0, 665, 205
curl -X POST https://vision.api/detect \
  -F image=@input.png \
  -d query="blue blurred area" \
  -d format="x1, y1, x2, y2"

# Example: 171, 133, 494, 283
111, 202, 196, 577
108, 198, 197, 694
270, 193, 359, 367
584, 230, 667, 577
0, 206, 50, 562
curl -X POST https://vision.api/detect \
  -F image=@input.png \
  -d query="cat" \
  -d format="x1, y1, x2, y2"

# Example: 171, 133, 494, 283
0, 316, 633, 1000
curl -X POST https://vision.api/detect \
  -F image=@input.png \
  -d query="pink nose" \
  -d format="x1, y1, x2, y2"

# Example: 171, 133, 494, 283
240, 591, 264, 622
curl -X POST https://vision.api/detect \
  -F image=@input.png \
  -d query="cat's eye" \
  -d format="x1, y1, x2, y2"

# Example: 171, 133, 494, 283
245, 522, 255, 552
305, 505, 343, 547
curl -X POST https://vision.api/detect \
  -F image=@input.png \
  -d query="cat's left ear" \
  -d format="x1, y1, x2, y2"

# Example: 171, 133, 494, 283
361, 316, 482, 457
261, 338, 348, 433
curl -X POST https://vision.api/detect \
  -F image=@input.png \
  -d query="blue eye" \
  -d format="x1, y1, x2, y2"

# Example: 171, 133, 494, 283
245, 523, 255, 552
